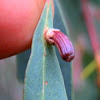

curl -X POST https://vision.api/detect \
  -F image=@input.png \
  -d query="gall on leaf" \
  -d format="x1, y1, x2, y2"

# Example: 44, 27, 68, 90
44, 28, 75, 62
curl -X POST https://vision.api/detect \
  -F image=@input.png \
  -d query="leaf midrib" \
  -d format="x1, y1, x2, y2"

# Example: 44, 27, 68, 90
42, 3, 50, 100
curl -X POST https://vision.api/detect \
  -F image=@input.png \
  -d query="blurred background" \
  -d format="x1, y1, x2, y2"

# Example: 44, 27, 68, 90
0, 0, 100, 100
0, 56, 23, 100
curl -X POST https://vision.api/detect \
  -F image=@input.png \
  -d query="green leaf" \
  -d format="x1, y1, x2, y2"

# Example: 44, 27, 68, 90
16, 49, 31, 83
54, 1, 73, 100
90, 0, 100, 6
24, 1, 68, 100
57, 0, 87, 42
75, 81, 98, 100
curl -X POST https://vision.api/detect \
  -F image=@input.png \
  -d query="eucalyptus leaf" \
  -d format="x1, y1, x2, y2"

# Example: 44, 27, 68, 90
16, 49, 31, 83
90, 0, 100, 6
24, 1, 68, 100
54, 1, 73, 100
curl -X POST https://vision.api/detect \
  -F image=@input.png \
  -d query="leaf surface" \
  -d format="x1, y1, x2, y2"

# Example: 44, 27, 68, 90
54, 1, 73, 100
24, 1, 68, 100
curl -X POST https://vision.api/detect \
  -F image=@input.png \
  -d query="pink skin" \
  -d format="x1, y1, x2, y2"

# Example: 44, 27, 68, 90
0, 0, 46, 59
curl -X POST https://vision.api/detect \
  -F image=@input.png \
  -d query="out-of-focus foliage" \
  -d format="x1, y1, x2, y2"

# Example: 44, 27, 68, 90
57, 0, 86, 39
0, 57, 23, 100
57, 0, 100, 99
16, 50, 31, 83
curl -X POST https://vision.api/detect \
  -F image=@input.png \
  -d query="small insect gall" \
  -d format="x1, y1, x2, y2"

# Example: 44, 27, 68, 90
44, 28, 75, 62
45, 81, 48, 85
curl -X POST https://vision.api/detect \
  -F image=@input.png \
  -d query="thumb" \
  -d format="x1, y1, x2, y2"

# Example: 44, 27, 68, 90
0, 0, 46, 59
